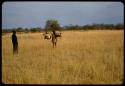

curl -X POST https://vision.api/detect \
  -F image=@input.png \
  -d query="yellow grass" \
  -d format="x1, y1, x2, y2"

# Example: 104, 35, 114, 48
2, 30, 124, 84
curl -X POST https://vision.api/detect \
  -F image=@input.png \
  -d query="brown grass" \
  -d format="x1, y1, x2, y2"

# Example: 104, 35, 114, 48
2, 30, 124, 84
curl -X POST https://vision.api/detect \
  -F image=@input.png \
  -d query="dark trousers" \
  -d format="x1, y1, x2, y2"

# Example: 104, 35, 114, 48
13, 43, 18, 54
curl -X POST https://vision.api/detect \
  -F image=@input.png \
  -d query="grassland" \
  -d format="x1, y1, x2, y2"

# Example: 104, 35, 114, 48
2, 30, 124, 84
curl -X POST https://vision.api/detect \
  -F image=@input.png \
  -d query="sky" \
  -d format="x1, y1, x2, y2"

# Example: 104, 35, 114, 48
2, 2, 124, 29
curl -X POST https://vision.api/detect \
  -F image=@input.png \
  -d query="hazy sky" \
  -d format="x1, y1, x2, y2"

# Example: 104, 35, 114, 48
2, 2, 124, 29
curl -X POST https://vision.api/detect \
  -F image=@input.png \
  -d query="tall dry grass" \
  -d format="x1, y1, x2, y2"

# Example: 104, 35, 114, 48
2, 30, 124, 84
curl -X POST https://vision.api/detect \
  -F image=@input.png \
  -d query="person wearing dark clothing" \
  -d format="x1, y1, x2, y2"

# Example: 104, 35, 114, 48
52, 30, 56, 36
51, 30, 57, 48
12, 31, 18, 54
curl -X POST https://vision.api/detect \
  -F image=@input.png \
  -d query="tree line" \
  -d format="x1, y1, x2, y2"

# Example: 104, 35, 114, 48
2, 20, 124, 33
63, 23, 124, 30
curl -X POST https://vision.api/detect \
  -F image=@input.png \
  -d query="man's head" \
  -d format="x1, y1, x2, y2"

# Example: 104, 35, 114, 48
13, 30, 16, 34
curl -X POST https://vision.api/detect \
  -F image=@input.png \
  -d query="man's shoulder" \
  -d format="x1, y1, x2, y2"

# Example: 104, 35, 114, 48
12, 34, 17, 38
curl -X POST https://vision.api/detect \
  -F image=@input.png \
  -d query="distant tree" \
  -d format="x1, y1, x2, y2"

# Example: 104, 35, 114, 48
24, 28, 29, 33
2, 29, 12, 33
16, 27, 24, 32
30, 28, 37, 32
36, 27, 42, 32
45, 19, 61, 32
30, 27, 41, 32
115, 24, 124, 30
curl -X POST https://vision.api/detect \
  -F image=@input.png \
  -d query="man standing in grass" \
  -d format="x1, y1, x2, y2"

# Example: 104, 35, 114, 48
12, 30, 18, 54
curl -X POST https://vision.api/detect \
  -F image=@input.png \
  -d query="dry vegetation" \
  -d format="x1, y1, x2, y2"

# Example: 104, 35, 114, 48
2, 30, 124, 84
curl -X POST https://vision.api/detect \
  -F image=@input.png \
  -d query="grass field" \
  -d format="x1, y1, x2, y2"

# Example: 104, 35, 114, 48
2, 30, 124, 84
